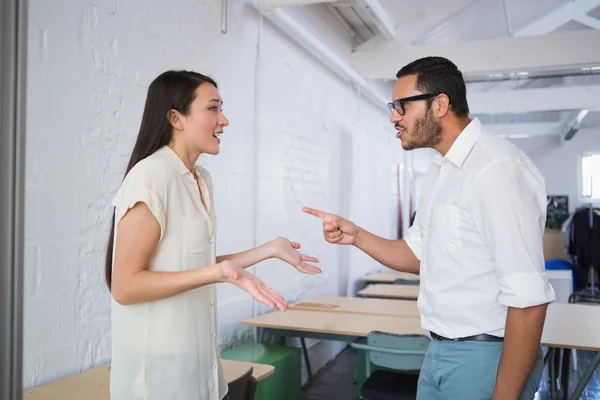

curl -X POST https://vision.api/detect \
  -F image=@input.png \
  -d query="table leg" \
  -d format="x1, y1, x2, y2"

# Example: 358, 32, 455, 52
560, 349, 571, 400
549, 348, 557, 397
300, 338, 313, 384
544, 347, 553, 366
569, 351, 600, 400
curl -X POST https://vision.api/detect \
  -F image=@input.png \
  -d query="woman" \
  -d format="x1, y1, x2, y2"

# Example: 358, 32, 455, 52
105, 70, 321, 400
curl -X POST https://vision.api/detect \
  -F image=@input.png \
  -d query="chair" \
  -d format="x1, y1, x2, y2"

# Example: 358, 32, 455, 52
350, 331, 430, 400
244, 374, 257, 400
227, 366, 257, 400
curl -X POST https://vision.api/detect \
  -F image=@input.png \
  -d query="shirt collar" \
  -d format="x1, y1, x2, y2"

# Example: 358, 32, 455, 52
156, 145, 193, 176
443, 117, 482, 168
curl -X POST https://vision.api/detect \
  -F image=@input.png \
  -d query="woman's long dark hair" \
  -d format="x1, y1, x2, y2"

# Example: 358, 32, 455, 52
105, 70, 218, 290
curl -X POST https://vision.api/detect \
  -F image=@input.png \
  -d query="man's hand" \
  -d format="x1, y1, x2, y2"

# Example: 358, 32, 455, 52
302, 207, 360, 245
219, 260, 288, 312
303, 206, 419, 275
269, 237, 321, 275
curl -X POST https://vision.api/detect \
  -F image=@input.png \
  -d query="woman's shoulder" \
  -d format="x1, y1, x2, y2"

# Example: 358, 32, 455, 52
111, 152, 172, 233
123, 151, 176, 189
112, 152, 176, 212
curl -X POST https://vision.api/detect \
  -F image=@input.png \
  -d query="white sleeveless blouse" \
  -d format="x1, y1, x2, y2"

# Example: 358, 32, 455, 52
110, 145, 227, 400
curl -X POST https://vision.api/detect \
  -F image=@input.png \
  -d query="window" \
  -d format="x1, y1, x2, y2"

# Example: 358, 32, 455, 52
581, 153, 600, 201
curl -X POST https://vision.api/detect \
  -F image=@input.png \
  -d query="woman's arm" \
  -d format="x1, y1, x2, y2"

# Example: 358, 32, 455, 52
217, 237, 321, 275
111, 203, 287, 310
216, 243, 272, 270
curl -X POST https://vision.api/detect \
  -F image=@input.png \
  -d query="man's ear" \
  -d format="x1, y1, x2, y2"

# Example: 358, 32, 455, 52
433, 94, 451, 118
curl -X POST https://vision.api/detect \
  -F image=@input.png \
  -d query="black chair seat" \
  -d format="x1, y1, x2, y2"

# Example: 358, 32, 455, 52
227, 367, 256, 400
361, 370, 419, 400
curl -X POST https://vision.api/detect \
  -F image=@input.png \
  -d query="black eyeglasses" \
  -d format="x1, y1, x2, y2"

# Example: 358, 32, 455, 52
387, 93, 438, 115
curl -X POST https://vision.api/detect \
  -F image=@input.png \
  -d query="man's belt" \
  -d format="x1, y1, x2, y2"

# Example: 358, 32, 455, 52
430, 331, 504, 342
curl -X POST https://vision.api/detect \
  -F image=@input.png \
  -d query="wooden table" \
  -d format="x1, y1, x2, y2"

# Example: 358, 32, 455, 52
243, 308, 427, 340
362, 271, 419, 284
244, 299, 600, 399
541, 302, 600, 351
242, 307, 428, 384
290, 295, 420, 318
357, 283, 420, 300
222, 359, 275, 382
23, 359, 274, 400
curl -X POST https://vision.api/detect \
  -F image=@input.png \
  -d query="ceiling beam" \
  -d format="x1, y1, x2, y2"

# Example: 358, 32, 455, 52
351, 29, 600, 80
393, 0, 478, 47
356, 0, 479, 50
478, 1, 600, 91
469, 85, 600, 115
258, 0, 338, 10
259, 6, 389, 111
574, 14, 600, 29
259, 0, 397, 41
485, 122, 562, 139
561, 109, 590, 142
354, 0, 397, 40
514, 0, 600, 36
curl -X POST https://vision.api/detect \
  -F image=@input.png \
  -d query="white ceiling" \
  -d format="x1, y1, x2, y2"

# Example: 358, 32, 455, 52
258, 0, 600, 140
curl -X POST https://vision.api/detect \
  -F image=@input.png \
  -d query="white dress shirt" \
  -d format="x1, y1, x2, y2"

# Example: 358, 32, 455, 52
405, 118, 556, 339
110, 146, 228, 400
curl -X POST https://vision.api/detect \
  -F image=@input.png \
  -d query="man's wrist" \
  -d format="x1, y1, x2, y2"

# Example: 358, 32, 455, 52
353, 226, 365, 247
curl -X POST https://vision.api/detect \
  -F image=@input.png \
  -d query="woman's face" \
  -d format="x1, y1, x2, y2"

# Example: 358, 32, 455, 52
175, 83, 229, 156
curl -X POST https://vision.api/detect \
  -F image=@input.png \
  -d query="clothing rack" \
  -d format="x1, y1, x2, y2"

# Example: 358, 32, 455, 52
569, 203, 600, 304
555, 204, 600, 400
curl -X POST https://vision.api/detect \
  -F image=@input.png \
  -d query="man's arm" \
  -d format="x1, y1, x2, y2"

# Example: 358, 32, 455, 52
473, 159, 555, 399
493, 304, 547, 400
302, 207, 420, 274
354, 229, 420, 274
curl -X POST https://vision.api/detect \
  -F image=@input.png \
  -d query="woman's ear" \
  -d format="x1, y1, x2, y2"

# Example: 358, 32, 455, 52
167, 109, 184, 131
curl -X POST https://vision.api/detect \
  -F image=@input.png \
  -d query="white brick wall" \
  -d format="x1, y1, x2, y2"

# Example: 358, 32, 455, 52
23, 0, 404, 388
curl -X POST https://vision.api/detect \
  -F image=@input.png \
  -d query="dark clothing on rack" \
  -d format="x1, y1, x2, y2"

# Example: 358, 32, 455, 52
567, 207, 600, 267
566, 206, 600, 290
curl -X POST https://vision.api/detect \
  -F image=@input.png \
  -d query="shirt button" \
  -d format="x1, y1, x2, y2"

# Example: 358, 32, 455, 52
212, 333, 216, 338
210, 237, 215, 244
213, 363, 217, 369
210, 301, 214, 306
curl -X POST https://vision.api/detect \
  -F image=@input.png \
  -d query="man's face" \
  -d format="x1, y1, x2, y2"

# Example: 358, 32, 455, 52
390, 74, 442, 151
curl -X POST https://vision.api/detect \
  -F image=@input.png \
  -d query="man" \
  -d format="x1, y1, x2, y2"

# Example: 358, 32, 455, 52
303, 56, 555, 399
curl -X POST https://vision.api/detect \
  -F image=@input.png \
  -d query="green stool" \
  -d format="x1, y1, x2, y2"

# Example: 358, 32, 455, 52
221, 343, 301, 400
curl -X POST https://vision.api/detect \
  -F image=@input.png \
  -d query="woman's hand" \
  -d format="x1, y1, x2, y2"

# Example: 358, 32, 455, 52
270, 237, 321, 275
219, 260, 288, 311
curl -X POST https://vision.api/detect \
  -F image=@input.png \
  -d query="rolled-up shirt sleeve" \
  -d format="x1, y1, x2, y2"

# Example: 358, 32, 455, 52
474, 159, 556, 308
404, 211, 424, 261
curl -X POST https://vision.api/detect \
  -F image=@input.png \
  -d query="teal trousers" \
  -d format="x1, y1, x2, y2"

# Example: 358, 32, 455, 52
417, 339, 544, 400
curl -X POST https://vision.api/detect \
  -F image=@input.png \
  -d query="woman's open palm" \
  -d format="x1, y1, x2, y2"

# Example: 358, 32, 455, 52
220, 260, 288, 311
272, 237, 321, 275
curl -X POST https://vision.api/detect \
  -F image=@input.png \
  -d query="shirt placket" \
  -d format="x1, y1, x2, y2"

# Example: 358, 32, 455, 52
208, 213, 218, 393
209, 290, 218, 378
188, 171, 219, 396
422, 160, 451, 313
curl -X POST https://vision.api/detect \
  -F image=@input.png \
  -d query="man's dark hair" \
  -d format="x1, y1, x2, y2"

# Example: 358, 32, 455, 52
396, 56, 470, 118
